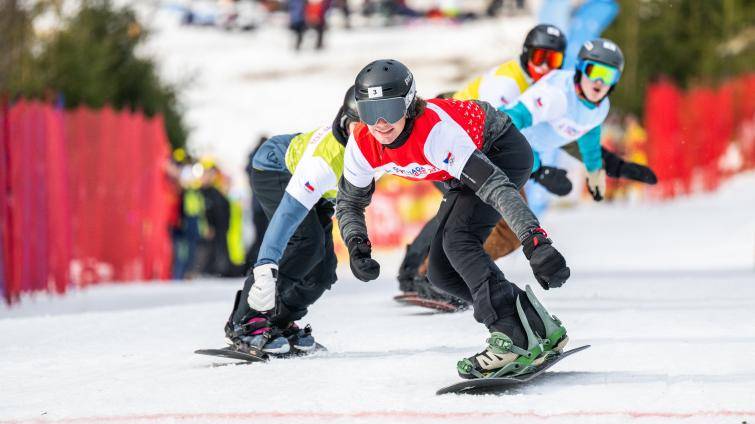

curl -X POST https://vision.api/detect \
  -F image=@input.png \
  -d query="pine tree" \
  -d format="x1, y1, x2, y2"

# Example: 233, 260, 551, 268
4, 0, 188, 148
605, 0, 755, 115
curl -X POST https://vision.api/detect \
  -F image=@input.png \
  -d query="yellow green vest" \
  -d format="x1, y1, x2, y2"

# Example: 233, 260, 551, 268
284, 126, 345, 200
453, 59, 531, 101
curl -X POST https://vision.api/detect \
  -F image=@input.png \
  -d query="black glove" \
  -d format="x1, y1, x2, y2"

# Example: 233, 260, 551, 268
619, 162, 658, 185
346, 236, 380, 282
522, 228, 570, 290
586, 169, 606, 202
602, 148, 658, 185
530, 166, 573, 196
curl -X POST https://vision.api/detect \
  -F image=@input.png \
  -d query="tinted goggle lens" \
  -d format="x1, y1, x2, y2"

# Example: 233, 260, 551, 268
530, 48, 564, 69
581, 61, 620, 85
356, 97, 407, 126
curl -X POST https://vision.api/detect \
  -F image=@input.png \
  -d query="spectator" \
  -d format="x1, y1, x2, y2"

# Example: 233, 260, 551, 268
172, 160, 206, 280
199, 160, 233, 276
486, 0, 525, 17
290, 0, 332, 51
332, 0, 351, 29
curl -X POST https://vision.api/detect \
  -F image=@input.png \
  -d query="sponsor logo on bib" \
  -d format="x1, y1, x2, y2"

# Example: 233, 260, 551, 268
381, 162, 440, 179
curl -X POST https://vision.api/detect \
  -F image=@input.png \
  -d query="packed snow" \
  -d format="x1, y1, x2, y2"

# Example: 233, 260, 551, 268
2, 172, 754, 424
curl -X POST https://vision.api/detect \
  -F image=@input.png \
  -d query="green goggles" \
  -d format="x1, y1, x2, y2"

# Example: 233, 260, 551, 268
579, 60, 621, 85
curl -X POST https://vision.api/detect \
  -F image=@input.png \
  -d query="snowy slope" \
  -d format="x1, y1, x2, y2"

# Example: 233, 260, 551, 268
2, 173, 754, 424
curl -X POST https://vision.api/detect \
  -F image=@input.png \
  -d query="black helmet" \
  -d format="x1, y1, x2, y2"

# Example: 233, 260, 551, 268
333, 85, 359, 145
577, 38, 624, 72
354, 59, 416, 125
342, 85, 359, 123
520, 24, 567, 69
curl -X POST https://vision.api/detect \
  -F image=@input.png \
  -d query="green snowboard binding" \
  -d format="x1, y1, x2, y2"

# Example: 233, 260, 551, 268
457, 285, 568, 379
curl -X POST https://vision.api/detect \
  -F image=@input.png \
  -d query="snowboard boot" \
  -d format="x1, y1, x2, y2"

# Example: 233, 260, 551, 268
280, 322, 317, 352
457, 285, 568, 379
225, 315, 291, 355
395, 244, 425, 302
224, 291, 290, 354
395, 272, 419, 303
407, 276, 470, 312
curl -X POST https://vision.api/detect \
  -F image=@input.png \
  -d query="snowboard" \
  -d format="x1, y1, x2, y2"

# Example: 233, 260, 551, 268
195, 343, 327, 363
404, 296, 469, 313
436, 344, 590, 395
393, 292, 418, 304
195, 346, 268, 362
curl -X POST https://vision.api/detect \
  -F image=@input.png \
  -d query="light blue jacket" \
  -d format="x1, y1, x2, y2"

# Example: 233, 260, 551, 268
502, 70, 608, 172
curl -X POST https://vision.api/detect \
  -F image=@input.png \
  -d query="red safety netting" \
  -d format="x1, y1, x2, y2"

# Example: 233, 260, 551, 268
729, 74, 755, 171
645, 74, 755, 200
1, 100, 173, 304
0, 102, 71, 303
1, 101, 12, 301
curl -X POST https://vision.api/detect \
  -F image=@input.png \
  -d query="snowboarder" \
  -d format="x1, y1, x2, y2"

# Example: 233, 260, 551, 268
399, 28, 656, 310
397, 24, 571, 308
223, 86, 360, 356
337, 59, 570, 378
504, 37, 629, 202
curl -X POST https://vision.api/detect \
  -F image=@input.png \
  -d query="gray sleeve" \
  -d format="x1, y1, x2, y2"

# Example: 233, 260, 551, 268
473, 100, 513, 151
465, 153, 540, 242
335, 177, 375, 244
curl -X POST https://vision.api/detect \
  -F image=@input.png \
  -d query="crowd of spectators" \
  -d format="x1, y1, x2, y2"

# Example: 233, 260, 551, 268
165, 149, 248, 279
179, 0, 527, 50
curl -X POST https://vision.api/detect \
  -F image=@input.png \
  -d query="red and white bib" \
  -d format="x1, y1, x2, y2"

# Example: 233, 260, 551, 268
343, 98, 486, 187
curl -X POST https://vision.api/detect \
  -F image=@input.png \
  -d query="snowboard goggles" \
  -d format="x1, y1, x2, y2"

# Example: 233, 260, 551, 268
529, 48, 564, 69
357, 80, 416, 126
356, 97, 408, 125
579, 60, 621, 85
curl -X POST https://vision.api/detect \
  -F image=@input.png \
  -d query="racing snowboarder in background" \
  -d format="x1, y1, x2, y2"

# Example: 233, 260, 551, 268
398, 26, 657, 310
223, 86, 360, 356
338, 59, 570, 378
505, 38, 629, 200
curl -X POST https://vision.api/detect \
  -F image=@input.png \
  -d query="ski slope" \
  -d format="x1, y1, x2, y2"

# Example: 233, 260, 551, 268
2, 173, 754, 424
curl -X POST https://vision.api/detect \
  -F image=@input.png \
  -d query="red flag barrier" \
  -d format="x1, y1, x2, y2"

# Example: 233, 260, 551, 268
1, 100, 173, 304
645, 74, 755, 200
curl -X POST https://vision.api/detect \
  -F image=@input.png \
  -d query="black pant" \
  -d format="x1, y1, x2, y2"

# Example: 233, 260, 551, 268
397, 182, 446, 285
233, 169, 337, 327
426, 126, 533, 336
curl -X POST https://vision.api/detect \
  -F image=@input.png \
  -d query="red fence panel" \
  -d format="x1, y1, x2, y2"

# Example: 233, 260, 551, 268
0, 102, 70, 303
1, 100, 173, 304
64, 105, 173, 286
0, 101, 10, 303
645, 80, 683, 199
730, 75, 755, 170
645, 74, 755, 200
45, 104, 72, 295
